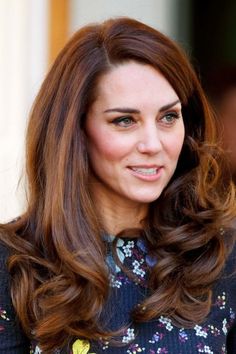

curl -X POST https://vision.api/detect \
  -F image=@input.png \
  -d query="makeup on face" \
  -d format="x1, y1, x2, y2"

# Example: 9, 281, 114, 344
85, 61, 185, 209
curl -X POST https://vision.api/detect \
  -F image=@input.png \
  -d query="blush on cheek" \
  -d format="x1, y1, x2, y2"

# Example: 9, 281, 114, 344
169, 139, 184, 158
93, 136, 132, 160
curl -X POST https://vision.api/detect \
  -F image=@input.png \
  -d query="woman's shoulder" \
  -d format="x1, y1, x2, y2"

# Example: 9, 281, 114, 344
223, 225, 236, 264
0, 228, 13, 297
0, 224, 18, 289
0, 228, 11, 266
224, 225, 236, 271
0, 226, 31, 352
0, 218, 22, 260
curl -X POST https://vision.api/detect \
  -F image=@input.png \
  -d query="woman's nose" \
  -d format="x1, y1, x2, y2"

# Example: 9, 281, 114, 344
137, 124, 162, 155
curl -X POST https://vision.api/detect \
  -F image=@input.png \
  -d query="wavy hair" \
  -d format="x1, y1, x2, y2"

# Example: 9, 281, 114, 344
1, 17, 236, 352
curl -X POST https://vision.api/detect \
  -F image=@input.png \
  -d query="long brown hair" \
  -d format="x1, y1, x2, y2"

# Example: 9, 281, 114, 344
1, 17, 236, 352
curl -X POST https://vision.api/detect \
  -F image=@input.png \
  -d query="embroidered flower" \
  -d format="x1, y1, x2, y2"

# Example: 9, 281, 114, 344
97, 337, 110, 350
157, 348, 168, 354
194, 325, 208, 338
33, 346, 42, 354
127, 343, 145, 353
0, 308, 10, 333
100, 236, 235, 353
216, 292, 226, 309
158, 316, 173, 331
0, 308, 10, 321
196, 343, 213, 354
132, 259, 145, 278
179, 328, 188, 342
222, 318, 228, 335
122, 241, 135, 257
109, 274, 122, 288
149, 331, 165, 344
122, 328, 135, 343
207, 325, 220, 336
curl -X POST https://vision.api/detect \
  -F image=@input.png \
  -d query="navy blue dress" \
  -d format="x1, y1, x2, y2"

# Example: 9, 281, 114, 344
0, 235, 236, 353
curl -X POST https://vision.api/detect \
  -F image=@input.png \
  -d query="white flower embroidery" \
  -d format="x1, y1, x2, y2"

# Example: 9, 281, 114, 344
217, 292, 226, 309
132, 259, 145, 277
197, 345, 213, 354
127, 345, 145, 353
122, 328, 135, 343
194, 325, 208, 338
222, 318, 228, 335
110, 274, 122, 288
159, 316, 173, 331
101, 340, 109, 350
122, 241, 135, 257
208, 324, 220, 336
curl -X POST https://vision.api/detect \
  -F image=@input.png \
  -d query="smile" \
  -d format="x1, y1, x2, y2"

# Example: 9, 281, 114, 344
128, 165, 163, 181
130, 167, 159, 175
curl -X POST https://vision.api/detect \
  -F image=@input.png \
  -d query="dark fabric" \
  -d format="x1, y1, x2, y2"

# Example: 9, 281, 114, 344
0, 243, 30, 353
0, 236, 236, 354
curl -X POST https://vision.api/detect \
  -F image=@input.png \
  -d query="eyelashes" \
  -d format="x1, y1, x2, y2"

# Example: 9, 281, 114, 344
111, 111, 182, 128
160, 112, 181, 125
112, 116, 135, 127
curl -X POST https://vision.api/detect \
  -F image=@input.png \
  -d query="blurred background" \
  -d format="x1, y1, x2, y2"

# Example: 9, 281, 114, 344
1, 0, 236, 222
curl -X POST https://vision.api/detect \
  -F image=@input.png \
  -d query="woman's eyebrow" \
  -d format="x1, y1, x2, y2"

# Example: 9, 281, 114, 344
104, 107, 140, 114
103, 100, 181, 114
159, 99, 181, 112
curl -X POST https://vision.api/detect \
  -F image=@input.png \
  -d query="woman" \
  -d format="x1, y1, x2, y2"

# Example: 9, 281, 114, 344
0, 17, 236, 354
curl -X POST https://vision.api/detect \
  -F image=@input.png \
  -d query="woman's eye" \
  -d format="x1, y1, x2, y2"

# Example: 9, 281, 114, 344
161, 112, 180, 125
112, 116, 135, 127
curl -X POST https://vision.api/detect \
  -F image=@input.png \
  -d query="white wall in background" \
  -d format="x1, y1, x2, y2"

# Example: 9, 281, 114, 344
0, 0, 48, 222
70, 0, 177, 38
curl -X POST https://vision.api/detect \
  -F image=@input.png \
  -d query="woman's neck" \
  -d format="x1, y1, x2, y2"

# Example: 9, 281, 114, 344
100, 202, 147, 235
90, 185, 148, 235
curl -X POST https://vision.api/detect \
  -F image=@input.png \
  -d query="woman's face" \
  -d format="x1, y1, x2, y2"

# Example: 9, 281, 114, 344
85, 61, 185, 207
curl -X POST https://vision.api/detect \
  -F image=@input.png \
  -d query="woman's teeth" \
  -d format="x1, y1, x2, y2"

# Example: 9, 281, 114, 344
131, 167, 158, 175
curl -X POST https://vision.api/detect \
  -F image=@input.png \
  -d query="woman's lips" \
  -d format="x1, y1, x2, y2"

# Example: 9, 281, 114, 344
128, 165, 163, 181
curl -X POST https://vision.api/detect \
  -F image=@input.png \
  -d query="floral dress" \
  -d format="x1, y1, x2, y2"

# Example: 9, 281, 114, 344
0, 236, 236, 353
